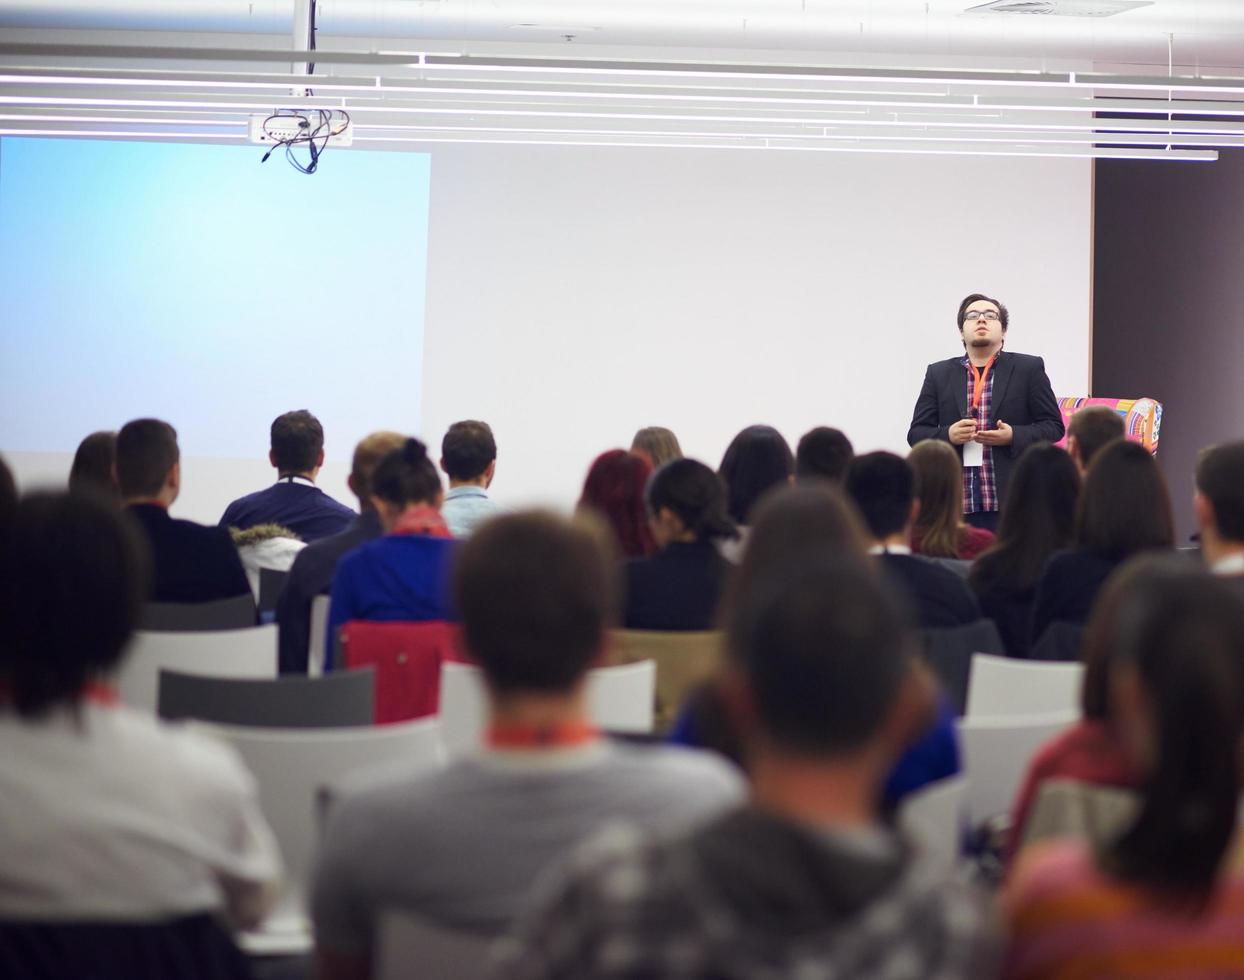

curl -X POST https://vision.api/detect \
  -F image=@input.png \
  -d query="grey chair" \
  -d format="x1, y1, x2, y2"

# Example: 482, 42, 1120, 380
1028, 620, 1085, 662
922, 619, 1007, 716
140, 594, 257, 632
158, 668, 375, 728
257, 568, 290, 616
928, 557, 973, 580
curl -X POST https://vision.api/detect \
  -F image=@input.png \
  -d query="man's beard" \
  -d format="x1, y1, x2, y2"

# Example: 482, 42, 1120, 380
968, 337, 995, 348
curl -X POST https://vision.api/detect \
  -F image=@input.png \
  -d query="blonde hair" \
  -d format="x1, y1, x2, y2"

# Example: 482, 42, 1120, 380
908, 439, 966, 559
351, 431, 407, 502
631, 427, 683, 470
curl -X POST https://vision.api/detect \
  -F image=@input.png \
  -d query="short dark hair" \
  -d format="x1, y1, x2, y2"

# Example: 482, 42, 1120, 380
795, 427, 854, 483
371, 438, 442, 508
845, 451, 916, 540
0, 455, 16, 550
645, 458, 737, 544
115, 419, 179, 499
1076, 440, 1174, 559
1196, 442, 1244, 543
1068, 406, 1125, 469
270, 410, 324, 475
0, 491, 148, 717
69, 431, 118, 501
731, 557, 912, 755
441, 420, 497, 482
718, 425, 794, 525
453, 511, 614, 694
956, 293, 1009, 333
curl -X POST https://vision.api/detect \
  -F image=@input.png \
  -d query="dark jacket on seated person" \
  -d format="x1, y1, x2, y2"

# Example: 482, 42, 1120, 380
219, 478, 354, 543
877, 552, 982, 629
623, 541, 732, 631
127, 504, 252, 605
1029, 550, 1120, 649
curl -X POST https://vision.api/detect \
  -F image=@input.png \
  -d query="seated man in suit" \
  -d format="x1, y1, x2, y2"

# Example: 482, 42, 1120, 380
846, 451, 982, 629
116, 418, 251, 605
219, 410, 354, 543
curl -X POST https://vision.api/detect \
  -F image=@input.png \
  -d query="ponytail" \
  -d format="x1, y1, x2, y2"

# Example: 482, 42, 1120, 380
371, 437, 441, 508
646, 458, 738, 544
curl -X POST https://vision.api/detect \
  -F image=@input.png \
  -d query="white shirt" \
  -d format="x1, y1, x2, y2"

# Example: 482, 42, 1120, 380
0, 701, 281, 926
1212, 553, 1244, 576
868, 543, 913, 556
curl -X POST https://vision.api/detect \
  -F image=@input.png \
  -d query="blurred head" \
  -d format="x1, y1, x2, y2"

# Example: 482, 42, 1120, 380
645, 458, 737, 548
0, 492, 148, 717
845, 451, 917, 542
631, 427, 683, 471
454, 511, 614, 697
270, 410, 325, 477
1195, 441, 1244, 557
69, 431, 119, 503
1067, 406, 1125, 473
718, 425, 793, 526
370, 438, 443, 529
908, 440, 964, 558
0, 455, 17, 539
347, 431, 406, 510
441, 420, 497, 487
1076, 440, 1174, 560
578, 450, 656, 559
795, 427, 854, 484
115, 418, 180, 504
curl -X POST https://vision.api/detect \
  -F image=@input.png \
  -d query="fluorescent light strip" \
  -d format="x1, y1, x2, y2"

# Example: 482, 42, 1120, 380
0, 129, 239, 139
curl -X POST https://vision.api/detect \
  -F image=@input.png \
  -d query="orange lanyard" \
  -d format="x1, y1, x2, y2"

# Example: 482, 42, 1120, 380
486, 722, 600, 749
970, 354, 998, 411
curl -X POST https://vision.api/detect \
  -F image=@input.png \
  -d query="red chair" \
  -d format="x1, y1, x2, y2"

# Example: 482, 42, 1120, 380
339, 621, 462, 724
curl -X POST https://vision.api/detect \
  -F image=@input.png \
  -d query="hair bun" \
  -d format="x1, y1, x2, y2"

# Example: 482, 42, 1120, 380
402, 438, 428, 465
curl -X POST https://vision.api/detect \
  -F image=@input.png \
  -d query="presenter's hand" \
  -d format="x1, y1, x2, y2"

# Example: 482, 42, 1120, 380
948, 418, 978, 445
975, 420, 1014, 446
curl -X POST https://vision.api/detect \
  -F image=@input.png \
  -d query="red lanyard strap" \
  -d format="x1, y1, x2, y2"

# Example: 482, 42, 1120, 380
970, 354, 998, 411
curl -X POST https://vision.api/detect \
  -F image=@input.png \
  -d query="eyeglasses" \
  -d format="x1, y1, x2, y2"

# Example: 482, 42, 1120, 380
963, 310, 1000, 322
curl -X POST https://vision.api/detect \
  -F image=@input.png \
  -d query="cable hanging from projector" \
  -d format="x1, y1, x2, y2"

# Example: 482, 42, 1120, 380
259, 108, 349, 174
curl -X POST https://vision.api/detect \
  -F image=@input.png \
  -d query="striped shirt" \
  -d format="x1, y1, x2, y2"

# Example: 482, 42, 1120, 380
1005, 840, 1244, 979
962, 354, 999, 515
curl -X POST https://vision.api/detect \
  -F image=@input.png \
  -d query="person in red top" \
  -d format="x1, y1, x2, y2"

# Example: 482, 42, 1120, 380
907, 439, 995, 560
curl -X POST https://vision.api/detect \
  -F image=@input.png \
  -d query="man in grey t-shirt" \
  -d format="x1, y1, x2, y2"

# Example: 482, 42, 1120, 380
310, 511, 741, 979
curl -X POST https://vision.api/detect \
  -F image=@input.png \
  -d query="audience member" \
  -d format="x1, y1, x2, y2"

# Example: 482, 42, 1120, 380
276, 431, 405, 674
623, 458, 737, 630
439, 419, 500, 537
1005, 564, 1244, 978
496, 558, 997, 979
630, 426, 683, 470
1030, 440, 1173, 648
794, 425, 854, 483
969, 443, 1080, 658
1194, 440, 1244, 577
0, 454, 15, 547
0, 492, 280, 977
311, 512, 741, 978
68, 430, 119, 503
908, 439, 995, 560
326, 438, 454, 667
229, 523, 304, 601
577, 449, 656, 559
116, 419, 251, 605
1065, 405, 1125, 475
717, 424, 793, 562
219, 410, 354, 543
846, 451, 982, 628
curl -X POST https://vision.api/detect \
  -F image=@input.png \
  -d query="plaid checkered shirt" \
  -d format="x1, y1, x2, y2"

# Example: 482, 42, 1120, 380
962, 353, 998, 515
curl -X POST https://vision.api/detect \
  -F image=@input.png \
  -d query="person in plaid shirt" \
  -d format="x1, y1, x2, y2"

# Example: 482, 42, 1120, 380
907, 294, 1064, 533
491, 558, 1000, 980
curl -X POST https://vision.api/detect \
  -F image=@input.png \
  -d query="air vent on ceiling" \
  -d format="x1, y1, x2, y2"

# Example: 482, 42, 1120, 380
966, 0, 1153, 16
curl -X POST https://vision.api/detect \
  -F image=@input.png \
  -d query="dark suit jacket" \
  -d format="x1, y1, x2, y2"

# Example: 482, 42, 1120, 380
878, 553, 982, 629
1030, 549, 1121, 650
219, 481, 355, 544
907, 350, 1065, 509
622, 541, 733, 631
126, 504, 252, 605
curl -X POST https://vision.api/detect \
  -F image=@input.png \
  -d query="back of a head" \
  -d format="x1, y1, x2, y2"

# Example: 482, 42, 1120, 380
578, 450, 655, 558
441, 420, 497, 482
1101, 561, 1244, 904
271, 410, 324, 475
453, 511, 613, 694
795, 427, 855, 484
845, 451, 915, 541
645, 458, 737, 544
115, 418, 179, 500
631, 427, 683, 470
0, 492, 148, 717
0, 454, 16, 538
69, 431, 119, 501
371, 438, 442, 508
1076, 440, 1173, 559
350, 431, 407, 504
1068, 406, 1125, 470
731, 557, 911, 756
907, 440, 963, 557
1196, 441, 1244, 544
718, 425, 794, 525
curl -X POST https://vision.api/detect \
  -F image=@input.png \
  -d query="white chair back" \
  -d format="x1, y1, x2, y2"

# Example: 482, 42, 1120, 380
376, 910, 493, 980
437, 660, 656, 757
897, 775, 967, 877
965, 654, 1084, 719
116, 625, 277, 713
956, 711, 1077, 825
308, 595, 330, 678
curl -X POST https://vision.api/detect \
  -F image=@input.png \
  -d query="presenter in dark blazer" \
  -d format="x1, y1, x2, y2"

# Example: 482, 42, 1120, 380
907, 293, 1065, 532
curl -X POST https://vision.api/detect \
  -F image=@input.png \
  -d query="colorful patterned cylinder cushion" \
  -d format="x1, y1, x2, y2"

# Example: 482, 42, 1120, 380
1055, 397, 1162, 456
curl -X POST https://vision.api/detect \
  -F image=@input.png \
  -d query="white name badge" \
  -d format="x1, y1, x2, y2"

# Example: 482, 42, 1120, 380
963, 440, 984, 468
